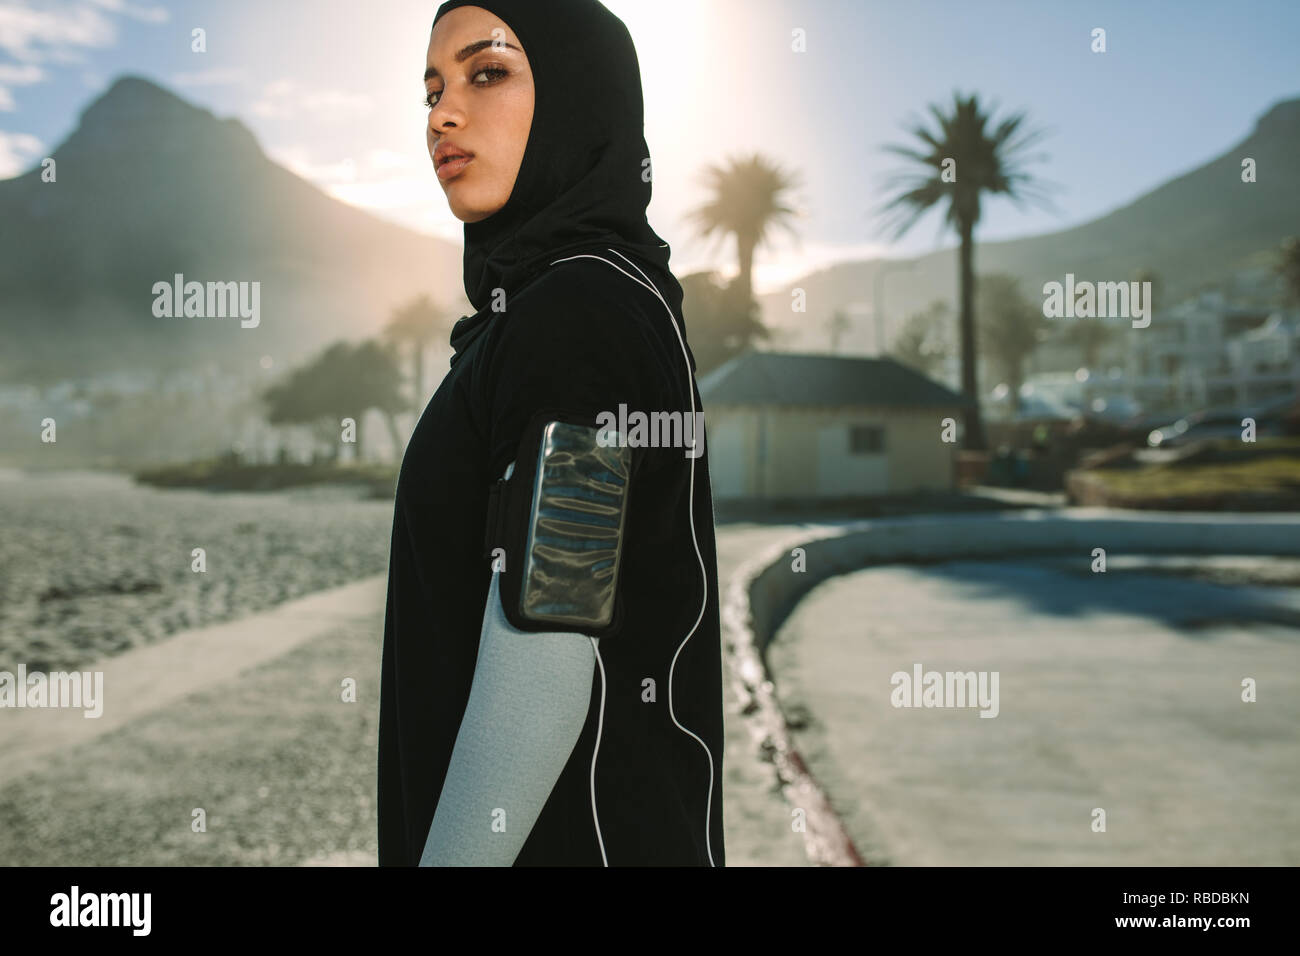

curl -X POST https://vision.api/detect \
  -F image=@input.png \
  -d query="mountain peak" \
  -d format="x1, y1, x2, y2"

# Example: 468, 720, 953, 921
98, 74, 186, 102
68, 72, 262, 161
82, 73, 203, 125
1254, 96, 1300, 136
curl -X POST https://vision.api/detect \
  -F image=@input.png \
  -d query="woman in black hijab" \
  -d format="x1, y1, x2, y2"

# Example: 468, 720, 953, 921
377, 0, 727, 866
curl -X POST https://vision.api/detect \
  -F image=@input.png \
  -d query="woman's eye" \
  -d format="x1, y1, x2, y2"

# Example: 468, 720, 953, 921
423, 65, 507, 111
473, 65, 508, 85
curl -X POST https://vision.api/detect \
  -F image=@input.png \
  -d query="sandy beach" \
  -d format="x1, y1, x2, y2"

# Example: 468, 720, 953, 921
0, 470, 811, 866
0, 470, 393, 672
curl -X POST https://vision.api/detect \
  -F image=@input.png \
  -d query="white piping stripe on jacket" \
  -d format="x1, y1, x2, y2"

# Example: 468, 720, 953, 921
548, 249, 717, 868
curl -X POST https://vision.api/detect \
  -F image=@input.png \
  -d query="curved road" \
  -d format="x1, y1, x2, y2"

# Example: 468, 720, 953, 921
768, 554, 1300, 865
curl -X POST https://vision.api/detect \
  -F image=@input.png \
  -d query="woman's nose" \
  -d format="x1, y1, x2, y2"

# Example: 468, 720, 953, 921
428, 90, 465, 132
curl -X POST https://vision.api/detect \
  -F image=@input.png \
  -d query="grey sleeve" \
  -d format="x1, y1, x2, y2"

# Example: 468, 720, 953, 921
419, 462, 598, 867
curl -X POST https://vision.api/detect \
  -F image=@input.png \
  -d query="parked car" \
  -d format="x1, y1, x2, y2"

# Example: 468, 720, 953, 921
1085, 394, 1143, 423
1146, 392, 1297, 447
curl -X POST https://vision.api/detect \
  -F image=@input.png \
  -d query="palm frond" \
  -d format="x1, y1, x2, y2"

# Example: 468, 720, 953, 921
874, 90, 1053, 241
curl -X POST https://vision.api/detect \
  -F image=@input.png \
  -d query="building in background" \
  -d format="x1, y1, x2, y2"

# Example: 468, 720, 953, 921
697, 351, 970, 504
1019, 269, 1300, 422
1122, 291, 1298, 411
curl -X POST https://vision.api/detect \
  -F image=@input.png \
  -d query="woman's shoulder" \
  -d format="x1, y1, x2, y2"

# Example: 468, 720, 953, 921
518, 255, 669, 321
492, 256, 674, 358
478, 256, 685, 411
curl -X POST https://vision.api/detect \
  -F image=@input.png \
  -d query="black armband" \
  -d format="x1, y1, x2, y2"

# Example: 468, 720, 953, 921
483, 407, 634, 638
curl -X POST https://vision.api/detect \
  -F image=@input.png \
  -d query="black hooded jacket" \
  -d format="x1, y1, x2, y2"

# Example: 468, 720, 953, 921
377, 0, 726, 866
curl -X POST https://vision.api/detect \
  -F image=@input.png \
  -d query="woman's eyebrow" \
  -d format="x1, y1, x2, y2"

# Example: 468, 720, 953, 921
424, 38, 522, 81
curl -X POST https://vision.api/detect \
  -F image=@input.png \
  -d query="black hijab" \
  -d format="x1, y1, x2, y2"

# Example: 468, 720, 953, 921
431, 0, 686, 365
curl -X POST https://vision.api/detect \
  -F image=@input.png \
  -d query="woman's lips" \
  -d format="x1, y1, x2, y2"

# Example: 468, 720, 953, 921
437, 154, 473, 181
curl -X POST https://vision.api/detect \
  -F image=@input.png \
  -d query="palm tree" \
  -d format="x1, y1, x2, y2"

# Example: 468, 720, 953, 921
382, 294, 446, 405
677, 270, 772, 375
879, 92, 1051, 449
684, 152, 802, 305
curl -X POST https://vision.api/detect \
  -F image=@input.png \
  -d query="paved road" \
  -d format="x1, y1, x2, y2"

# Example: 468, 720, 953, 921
768, 554, 1300, 865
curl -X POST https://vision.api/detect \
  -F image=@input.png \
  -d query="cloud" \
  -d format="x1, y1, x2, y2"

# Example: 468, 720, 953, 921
268, 145, 360, 184
249, 78, 373, 120
0, 2, 118, 63
0, 62, 45, 112
268, 145, 424, 196
0, 0, 167, 108
266, 142, 447, 236
328, 176, 436, 212
0, 128, 44, 178
0, 63, 45, 85
88, 0, 169, 24
260, 142, 475, 248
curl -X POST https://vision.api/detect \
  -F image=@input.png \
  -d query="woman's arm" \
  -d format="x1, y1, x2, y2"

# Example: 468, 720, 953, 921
419, 463, 597, 867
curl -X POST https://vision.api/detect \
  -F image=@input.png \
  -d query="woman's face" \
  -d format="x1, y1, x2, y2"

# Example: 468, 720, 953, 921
425, 7, 535, 223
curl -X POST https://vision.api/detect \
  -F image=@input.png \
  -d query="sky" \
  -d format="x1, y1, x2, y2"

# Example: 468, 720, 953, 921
2, 0, 1298, 293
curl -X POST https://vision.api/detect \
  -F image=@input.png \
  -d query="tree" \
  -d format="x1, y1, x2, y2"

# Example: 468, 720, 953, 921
382, 294, 447, 406
1276, 237, 1300, 306
890, 300, 951, 378
345, 340, 410, 459
1061, 316, 1113, 370
263, 346, 340, 461
678, 271, 772, 376
684, 152, 802, 307
263, 340, 406, 463
879, 92, 1051, 449
977, 274, 1047, 416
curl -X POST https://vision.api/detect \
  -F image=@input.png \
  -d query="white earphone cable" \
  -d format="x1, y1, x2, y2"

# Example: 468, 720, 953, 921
549, 249, 717, 868
589, 635, 608, 866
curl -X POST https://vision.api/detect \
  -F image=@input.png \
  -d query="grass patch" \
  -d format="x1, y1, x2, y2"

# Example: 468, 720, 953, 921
1077, 438, 1300, 507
